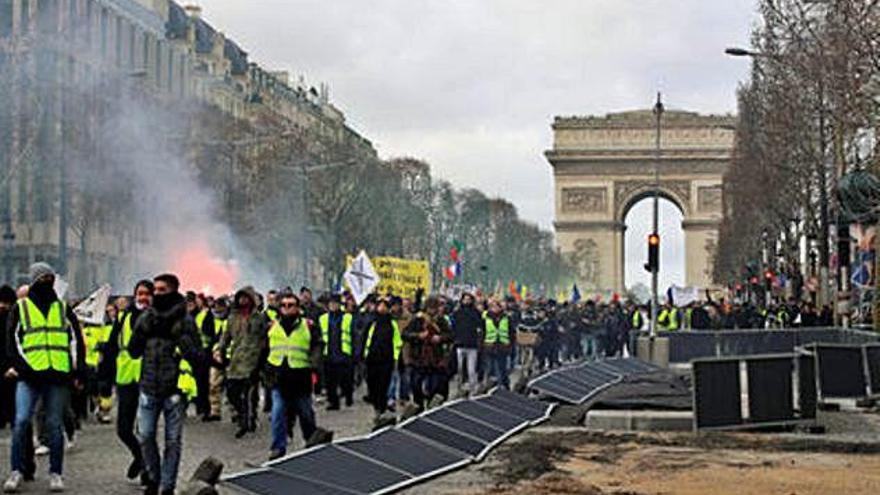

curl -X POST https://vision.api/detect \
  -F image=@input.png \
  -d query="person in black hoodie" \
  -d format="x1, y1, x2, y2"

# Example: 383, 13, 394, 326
363, 298, 402, 417
128, 273, 202, 495
451, 293, 482, 396
99, 280, 154, 483
3, 262, 86, 493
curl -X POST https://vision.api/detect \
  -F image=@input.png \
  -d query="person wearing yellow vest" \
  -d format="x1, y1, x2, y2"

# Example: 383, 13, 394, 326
82, 306, 114, 424
262, 292, 323, 460
656, 303, 680, 331
206, 297, 229, 422
216, 288, 265, 439
99, 280, 153, 483
187, 293, 214, 422
319, 294, 354, 410
363, 297, 402, 417
481, 300, 512, 389
128, 274, 202, 495
3, 262, 86, 493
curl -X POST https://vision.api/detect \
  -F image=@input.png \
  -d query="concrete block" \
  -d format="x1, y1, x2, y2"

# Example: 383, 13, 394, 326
585, 409, 693, 432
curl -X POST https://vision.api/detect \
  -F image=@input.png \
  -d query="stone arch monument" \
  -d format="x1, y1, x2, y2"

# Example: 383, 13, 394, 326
546, 109, 735, 292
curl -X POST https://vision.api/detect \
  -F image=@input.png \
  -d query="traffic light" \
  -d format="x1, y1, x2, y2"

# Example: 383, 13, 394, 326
644, 233, 660, 272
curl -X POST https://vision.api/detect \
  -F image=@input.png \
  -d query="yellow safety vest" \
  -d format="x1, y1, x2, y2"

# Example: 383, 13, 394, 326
266, 319, 312, 369
17, 298, 72, 373
116, 312, 141, 385
211, 317, 229, 357
319, 313, 353, 356
83, 323, 112, 368
483, 314, 510, 345
632, 311, 643, 329
264, 307, 278, 322
177, 350, 197, 400
658, 309, 679, 331
365, 320, 402, 361
195, 309, 212, 349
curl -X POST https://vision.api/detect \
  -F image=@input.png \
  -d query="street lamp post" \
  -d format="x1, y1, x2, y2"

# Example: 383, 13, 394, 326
650, 92, 663, 337
725, 46, 832, 309
3, 211, 14, 283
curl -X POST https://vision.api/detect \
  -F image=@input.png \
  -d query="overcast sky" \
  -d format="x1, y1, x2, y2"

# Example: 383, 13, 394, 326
197, 0, 756, 288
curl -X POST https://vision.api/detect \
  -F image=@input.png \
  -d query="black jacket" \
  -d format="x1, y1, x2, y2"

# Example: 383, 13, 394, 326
129, 293, 203, 399
451, 306, 483, 349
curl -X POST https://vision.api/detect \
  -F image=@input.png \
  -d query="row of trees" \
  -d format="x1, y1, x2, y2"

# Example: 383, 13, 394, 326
714, 0, 880, 312
195, 115, 572, 293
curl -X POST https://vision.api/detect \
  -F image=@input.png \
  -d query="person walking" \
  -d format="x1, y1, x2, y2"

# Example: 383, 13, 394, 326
100, 280, 154, 483
262, 292, 323, 460
128, 273, 201, 495
363, 298, 401, 419
216, 287, 265, 438
3, 263, 86, 493
206, 297, 229, 422
319, 294, 354, 410
481, 300, 511, 389
404, 297, 454, 410
451, 293, 482, 396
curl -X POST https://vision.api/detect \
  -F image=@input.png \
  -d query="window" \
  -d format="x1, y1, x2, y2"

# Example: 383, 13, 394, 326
100, 7, 107, 58
154, 40, 161, 86
129, 24, 136, 69
1, 0, 14, 37
167, 47, 173, 89
115, 17, 122, 66
37, 0, 59, 34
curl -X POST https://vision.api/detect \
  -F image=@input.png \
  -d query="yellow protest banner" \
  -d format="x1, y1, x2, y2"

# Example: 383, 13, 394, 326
345, 255, 431, 298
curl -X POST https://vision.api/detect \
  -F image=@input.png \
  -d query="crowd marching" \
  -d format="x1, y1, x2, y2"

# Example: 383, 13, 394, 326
0, 262, 835, 494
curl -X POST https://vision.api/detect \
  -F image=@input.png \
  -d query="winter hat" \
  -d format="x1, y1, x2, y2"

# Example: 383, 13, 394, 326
28, 262, 55, 284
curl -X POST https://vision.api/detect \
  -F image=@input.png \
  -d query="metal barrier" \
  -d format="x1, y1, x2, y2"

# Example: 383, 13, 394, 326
643, 327, 880, 364
692, 353, 816, 431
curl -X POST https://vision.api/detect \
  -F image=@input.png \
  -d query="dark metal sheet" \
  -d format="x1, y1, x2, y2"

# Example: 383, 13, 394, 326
225, 469, 354, 495
815, 345, 867, 398
798, 354, 817, 419
747, 357, 793, 423
475, 395, 548, 422
339, 429, 468, 477
271, 445, 410, 493
693, 360, 742, 429
865, 346, 880, 396
534, 373, 594, 394
447, 401, 526, 431
667, 331, 717, 363
492, 388, 552, 415
401, 418, 487, 457
529, 379, 586, 403
422, 408, 505, 443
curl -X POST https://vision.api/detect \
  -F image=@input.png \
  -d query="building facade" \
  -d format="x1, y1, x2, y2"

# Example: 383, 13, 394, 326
0, 0, 375, 293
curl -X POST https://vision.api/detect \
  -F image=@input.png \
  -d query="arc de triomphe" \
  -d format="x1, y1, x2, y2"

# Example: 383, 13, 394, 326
546, 109, 735, 292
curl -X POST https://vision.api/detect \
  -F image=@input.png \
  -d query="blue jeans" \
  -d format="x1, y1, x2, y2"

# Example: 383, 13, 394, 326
11, 381, 70, 475
270, 388, 316, 455
138, 393, 186, 492
484, 352, 510, 389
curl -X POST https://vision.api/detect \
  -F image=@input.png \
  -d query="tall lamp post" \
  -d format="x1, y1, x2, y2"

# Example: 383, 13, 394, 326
3, 211, 14, 283
725, 46, 832, 309
650, 92, 663, 337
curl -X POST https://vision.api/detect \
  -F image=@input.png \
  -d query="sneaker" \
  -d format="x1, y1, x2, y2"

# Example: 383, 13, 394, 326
65, 439, 75, 451
35, 445, 50, 456
3, 471, 23, 493
48, 473, 64, 492
268, 450, 285, 461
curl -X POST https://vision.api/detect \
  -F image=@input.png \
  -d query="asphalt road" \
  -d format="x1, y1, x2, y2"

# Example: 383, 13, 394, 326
0, 394, 378, 494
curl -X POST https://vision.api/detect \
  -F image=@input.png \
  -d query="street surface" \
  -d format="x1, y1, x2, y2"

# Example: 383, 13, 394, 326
0, 397, 376, 494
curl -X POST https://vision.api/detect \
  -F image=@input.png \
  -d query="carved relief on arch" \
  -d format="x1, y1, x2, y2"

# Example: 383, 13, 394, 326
614, 180, 691, 219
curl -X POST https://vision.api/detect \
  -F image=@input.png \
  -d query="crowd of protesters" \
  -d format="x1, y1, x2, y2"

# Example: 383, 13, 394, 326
0, 262, 838, 494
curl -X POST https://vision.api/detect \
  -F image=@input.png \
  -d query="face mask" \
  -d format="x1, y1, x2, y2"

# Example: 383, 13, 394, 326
135, 302, 148, 310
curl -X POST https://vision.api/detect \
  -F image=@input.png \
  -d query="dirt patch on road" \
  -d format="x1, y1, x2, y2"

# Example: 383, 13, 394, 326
467, 428, 880, 495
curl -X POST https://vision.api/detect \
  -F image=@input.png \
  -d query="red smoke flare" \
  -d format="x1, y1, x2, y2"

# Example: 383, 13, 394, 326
171, 242, 239, 296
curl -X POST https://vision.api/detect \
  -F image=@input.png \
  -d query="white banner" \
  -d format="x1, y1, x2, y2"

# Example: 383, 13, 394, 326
74, 284, 112, 326
670, 285, 701, 307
